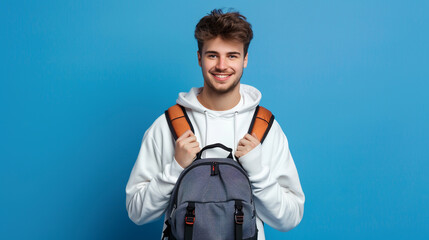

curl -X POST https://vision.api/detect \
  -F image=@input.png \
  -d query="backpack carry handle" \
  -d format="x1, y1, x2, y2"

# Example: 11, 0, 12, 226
195, 143, 233, 160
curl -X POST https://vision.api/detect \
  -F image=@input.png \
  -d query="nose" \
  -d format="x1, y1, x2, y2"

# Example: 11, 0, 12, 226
215, 57, 227, 71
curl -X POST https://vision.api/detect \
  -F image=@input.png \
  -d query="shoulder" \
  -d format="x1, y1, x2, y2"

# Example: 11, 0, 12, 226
263, 119, 290, 147
143, 112, 172, 143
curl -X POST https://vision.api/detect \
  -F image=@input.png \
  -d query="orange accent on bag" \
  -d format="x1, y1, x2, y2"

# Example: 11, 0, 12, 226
249, 106, 273, 143
166, 104, 192, 139
166, 104, 273, 144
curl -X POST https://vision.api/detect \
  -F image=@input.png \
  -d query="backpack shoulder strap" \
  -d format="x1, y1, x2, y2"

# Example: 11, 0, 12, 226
248, 105, 275, 144
165, 104, 194, 141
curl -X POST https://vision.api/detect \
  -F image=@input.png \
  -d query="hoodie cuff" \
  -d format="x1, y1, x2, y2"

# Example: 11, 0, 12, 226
238, 143, 263, 176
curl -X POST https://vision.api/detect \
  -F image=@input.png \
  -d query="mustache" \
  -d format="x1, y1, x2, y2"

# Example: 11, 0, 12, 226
209, 70, 234, 74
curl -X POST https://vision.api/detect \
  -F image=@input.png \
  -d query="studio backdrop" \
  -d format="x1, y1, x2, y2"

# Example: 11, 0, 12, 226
1, 0, 428, 239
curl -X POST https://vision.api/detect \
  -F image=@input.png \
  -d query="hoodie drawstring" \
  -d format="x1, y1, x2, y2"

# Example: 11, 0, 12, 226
204, 110, 209, 155
233, 111, 238, 161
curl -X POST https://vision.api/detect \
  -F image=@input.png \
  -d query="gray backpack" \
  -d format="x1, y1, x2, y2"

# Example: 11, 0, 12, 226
163, 105, 274, 240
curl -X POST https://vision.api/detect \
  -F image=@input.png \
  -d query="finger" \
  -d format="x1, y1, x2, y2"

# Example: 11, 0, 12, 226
189, 135, 198, 143
177, 130, 193, 141
244, 134, 259, 147
238, 138, 251, 146
251, 132, 259, 140
189, 147, 201, 156
192, 147, 201, 155
245, 133, 260, 144
239, 138, 253, 147
188, 141, 200, 148
236, 145, 247, 151
236, 145, 251, 153
250, 134, 260, 145
235, 151, 241, 157
181, 135, 198, 145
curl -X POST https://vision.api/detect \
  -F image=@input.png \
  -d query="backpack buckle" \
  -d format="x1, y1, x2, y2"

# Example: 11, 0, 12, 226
234, 208, 244, 224
235, 213, 244, 224
185, 215, 195, 225
185, 204, 195, 225
234, 200, 244, 224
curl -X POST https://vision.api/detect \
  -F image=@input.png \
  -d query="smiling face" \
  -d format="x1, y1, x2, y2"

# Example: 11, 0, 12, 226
198, 36, 248, 95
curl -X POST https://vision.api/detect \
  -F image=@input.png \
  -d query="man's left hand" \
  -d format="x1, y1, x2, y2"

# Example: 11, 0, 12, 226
235, 133, 260, 158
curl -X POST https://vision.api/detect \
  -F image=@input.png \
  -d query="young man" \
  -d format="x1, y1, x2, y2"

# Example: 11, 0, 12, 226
126, 9, 305, 239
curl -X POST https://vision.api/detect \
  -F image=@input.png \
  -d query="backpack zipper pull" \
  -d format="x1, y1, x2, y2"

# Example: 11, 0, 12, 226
211, 162, 219, 176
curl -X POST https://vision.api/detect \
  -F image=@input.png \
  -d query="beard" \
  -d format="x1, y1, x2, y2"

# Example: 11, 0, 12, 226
204, 71, 243, 94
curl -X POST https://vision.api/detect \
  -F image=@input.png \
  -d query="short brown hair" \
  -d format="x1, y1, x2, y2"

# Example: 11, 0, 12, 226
195, 9, 253, 55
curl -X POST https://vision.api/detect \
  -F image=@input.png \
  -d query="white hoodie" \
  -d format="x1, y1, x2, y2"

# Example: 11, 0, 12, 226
126, 84, 305, 239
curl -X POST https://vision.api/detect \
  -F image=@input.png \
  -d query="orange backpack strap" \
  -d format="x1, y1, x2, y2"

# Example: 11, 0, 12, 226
165, 104, 194, 141
248, 106, 275, 144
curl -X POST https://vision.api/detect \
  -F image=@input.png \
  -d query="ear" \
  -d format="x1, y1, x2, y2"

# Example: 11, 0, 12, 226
197, 51, 202, 67
243, 52, 248, 68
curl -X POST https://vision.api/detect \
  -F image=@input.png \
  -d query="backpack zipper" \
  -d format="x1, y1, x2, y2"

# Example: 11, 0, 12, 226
173, 161, 252, 206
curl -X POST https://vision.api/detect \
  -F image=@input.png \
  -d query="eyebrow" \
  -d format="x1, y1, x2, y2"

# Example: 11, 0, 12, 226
205, 51, 241, 56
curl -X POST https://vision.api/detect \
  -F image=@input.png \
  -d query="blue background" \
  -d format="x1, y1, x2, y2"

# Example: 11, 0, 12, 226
1, 0, 428, 239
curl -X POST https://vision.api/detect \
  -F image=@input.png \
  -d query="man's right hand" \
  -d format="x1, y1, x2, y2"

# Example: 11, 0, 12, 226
174, 130, 200, 168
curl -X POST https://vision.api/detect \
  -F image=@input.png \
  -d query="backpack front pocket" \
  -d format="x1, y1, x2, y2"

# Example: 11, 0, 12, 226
170, 200, 256, 240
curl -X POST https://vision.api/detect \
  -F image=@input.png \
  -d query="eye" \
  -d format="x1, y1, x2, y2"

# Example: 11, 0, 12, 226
228, 55, 238, 59
207, 54, 217, 59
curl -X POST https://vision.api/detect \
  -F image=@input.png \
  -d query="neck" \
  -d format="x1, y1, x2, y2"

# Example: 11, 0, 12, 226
197, 85, 241, 111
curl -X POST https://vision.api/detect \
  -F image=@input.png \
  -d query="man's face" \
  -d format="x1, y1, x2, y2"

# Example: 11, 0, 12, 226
198, 36, 248, 94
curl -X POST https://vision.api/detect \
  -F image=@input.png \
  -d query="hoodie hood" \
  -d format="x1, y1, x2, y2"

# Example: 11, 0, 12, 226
176, 84, 261, 117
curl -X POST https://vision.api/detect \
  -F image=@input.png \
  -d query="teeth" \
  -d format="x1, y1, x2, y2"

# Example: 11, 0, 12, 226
215, 75, 229, 78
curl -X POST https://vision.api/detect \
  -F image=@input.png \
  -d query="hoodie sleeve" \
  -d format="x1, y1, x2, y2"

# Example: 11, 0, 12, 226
238, 120, 305, 232
125, 115, 183, 225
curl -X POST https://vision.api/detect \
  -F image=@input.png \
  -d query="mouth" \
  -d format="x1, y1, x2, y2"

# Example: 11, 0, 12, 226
211, 73, 233, 81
